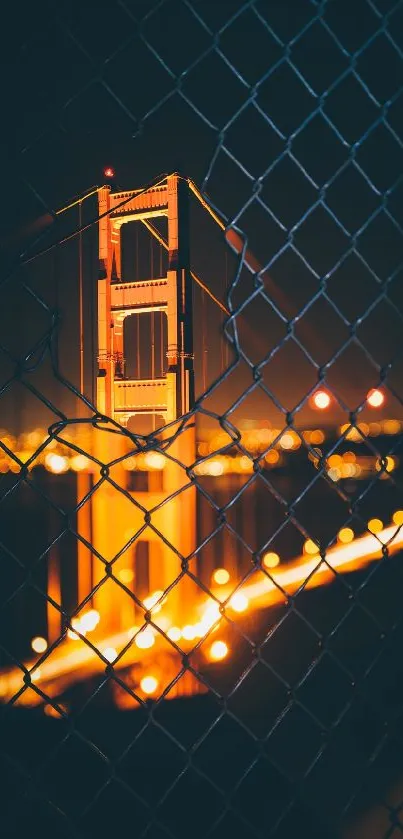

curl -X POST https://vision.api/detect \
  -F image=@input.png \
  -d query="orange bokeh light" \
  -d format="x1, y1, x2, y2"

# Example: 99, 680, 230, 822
367, 388, 384, 408
312, 390, 331, 410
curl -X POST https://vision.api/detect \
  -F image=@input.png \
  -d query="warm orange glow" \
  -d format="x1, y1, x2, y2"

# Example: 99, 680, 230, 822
367, 388, 384, 408
200, 602, 221, 632
383, 419, 401, 434
368, 518, 383, 534
182, 624, 196, 641
212, 568, 230, 585
79, 610, 100, 633
304, 539, 319, 555
263, 551, 280, 569
118, 568, 134, 584
279, 432, 295, 450
209, 640, 228, 661
135, 628, 155, 649
393, 510, 403, 526
103, 647, 117, 662
312, 390, 331, 410
167, 626, 181, 642
144, 451, 166, 470
104, 167, 115, 179
265, 449, 280, 465
375, 456, 395, 473
31, 636, 47, 654
143, 591, 164, 614
45, 453, 69, 474
338, 527, 354, 544
229, 593, 249, 613
70, 454, 90, 471
140, 676, 158, 695
310, 429, 325, 444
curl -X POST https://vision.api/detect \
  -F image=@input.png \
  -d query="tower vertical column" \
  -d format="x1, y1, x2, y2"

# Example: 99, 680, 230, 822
163, 174, 196, 621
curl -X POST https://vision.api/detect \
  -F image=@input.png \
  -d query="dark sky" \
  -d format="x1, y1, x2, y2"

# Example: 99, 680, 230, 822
0, 0, 403, 434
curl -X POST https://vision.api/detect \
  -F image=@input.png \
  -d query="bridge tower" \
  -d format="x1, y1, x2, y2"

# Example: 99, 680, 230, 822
78, 174, 196, 635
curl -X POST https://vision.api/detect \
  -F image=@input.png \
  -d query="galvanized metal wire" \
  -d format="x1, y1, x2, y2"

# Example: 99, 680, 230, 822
1, 1, 403, 837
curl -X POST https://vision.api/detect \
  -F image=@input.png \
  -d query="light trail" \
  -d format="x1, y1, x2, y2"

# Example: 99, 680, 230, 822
0, 524, 402, 706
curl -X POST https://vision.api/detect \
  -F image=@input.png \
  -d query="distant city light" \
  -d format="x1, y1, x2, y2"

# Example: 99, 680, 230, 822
118, 568, 134, 584
368, 518, 383, 534
79, 610, 100, 633
45, 453, 69, 474
209, 640, 228, 661
167, 626, 181, 642
263, 552, 280, 569
182, 624, 196, 641
140, 675, 158, 696
103, 647, 117, 663
338, 527, 354, 544
143, 590, 164, 614
31, 636, 47, 654
212, 568, 230, 585
367, 388, 384, 408
229, 593, 249, 613
70, 454, 90, 472
144, 451, 166, 470
304, 539, 319, 555
312, 390, 331, 410
135, 628, 155, 649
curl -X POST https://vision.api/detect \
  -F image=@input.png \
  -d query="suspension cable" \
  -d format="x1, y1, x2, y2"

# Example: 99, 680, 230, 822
140, 218, 229, 316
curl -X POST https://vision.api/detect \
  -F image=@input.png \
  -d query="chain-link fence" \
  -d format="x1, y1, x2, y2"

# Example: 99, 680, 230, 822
1, 1, 403, 837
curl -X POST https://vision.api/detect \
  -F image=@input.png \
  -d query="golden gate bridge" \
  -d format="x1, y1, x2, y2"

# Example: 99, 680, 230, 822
0, 172, 402, 711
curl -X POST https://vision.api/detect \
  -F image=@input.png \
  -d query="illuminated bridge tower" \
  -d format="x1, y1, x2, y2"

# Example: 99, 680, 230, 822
79, 174, 196, 634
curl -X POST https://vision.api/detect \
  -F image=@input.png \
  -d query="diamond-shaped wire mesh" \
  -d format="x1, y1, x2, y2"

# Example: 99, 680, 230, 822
1, 1, 403, 837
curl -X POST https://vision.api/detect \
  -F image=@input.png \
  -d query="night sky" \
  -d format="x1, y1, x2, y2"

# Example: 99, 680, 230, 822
0, 0, 403, 434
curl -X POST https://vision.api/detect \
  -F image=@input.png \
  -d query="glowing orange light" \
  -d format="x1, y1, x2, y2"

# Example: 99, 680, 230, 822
393, 510, 403, 526
167, 626, 181, 642
135, 629, 155, 649
143, 590, 164, 614
367, 388, 384, 408
368, 518, 383, 534
338, 527, 354, 544
70, 454, 90, 472
209, 640, 228, 661
229, 593, 249, 613
212, 568, 230, 585
140, 675, 158, 695
312, 390, 331, 410
31, 636, 47, 654
45, 453, 69, 474
118, 568, 134, 584
304, 539, 319, 555
182, 624, 196, 641
263, 551, 280, 569
104, 167, 115, 179
103, 647, 117, 662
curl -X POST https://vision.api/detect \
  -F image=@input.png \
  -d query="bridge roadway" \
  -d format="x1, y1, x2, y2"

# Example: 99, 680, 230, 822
0, 524, 402, 706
